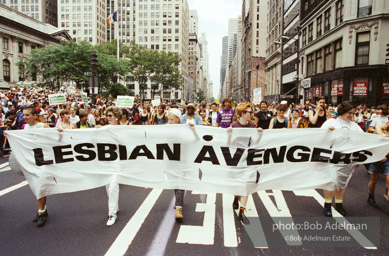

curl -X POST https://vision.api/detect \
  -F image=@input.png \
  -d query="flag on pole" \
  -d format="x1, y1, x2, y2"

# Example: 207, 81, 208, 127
106, 11, 117, 26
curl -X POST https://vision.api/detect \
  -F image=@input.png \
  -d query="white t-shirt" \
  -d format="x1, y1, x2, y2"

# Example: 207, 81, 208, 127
370, 115, 389, 128
24, 123, 45, 130
70, 115, 80, 123
321, 118, 363, 132
88, 113, 96, 126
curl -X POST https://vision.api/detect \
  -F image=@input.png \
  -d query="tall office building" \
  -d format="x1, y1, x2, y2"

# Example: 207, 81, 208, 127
2, 0, 58, 27
227, 18, 237, 66
58, 0, 106, 45
219, 35, 228, 94
108, 0, 190, 101
188, 9, 199, 100
240, 0, 267, 102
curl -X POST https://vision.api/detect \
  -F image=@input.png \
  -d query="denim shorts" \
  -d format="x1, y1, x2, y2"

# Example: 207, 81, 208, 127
368, 159, 389, 175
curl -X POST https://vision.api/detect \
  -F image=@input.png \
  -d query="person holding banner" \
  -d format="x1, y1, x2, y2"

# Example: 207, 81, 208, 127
181, 103, 202, 125
167, 108, 186, 219
22, 107, 50, 227
321, 101, 363, 217
229, 102, 263, 223
105, 106, 122, 226
367, 121, 389, 208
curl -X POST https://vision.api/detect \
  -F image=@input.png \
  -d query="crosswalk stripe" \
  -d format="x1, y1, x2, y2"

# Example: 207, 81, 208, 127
0, 166, 11, 173
176, 193, 216, 245
105, 189, 163, 256
222, 194, 238, 247
244, 195, 268, 248
0, 162, 9, 169
0, 181, 28, 197
294, 190, 377, 250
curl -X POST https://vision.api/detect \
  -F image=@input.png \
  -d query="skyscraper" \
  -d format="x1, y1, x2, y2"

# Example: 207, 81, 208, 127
3, 0, 58, 27
58, 0, 106, 45
107, 0, 190, 101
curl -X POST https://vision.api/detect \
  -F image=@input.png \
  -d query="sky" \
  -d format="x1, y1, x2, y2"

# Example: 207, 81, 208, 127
187, 0, 242, 98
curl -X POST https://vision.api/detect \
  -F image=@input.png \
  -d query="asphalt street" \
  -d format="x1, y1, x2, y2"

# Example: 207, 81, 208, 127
0, 156, 388, 256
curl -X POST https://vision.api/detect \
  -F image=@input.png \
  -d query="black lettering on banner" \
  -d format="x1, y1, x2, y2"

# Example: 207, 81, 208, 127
311, 147, 332, 163
129, 145, 155, 160
263, 146, 287, 164
247, 149, 264, 166
330, 151, 351, 164
53, 145, 74, 164
221, 147, 245, 166
74, 143, 96, 161
119, 145, 127, 160
33, 148, 54, 166
194, 145, 220, 165
97, 143, 118, 161
286, 146, 311, 162
156, 143, 181, 161
352, 150, 373, 162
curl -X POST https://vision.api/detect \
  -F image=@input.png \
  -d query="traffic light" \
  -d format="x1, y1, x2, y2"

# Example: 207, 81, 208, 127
386, 43, 389, 57
91, 52, 98, 66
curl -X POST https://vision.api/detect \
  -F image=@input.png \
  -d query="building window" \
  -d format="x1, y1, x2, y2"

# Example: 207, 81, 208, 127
18, 42, 23, 53
308, 23, 313, 42
3, 59, 10, 82
307, 53, 314, 76
316, 16, 322, 37
316, 49, 323, 74
2, 37, 9, 50
324, 44, 333, 71
335, 0, 343, 26
358, 0, 372, 18
324, 8, 331, 32
334, 39, 343, 68
355, 32, 370, 65
302, 28, 307, 46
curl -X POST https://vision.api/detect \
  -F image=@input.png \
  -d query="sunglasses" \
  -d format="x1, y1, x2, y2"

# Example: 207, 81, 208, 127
243, 111, 253, 114
107, 114, 113, 117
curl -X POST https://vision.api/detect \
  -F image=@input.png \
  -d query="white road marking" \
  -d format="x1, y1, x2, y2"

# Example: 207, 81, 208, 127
0, 166, 11, 173
0, 181, 28, 197
105, 189, 163, 256
243, 195, 268, 248
176, 193, 216, 245
294, 190, 377, 249
145, 198, 176, 256
0, 162, 9, 169
258, 190, 302, 246
222, 194, 238, 247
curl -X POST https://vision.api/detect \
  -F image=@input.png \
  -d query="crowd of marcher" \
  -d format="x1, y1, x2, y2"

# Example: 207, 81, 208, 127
1, 86, 388, 227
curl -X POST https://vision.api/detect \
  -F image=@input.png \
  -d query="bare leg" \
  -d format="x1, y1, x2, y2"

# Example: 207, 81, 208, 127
37, 197, 47, 211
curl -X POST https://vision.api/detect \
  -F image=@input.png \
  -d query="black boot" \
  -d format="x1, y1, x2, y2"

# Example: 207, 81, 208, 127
335, 203, 347, 215
367, 193, 379, 208
233, 196, 239, 209
324, 202, 332, 217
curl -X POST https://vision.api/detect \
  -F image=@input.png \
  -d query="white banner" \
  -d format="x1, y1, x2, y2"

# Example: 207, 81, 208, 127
116, 96, 134, 108
253, 88, 262, 104
5, 127, 389, 199
49, 94, 66, 105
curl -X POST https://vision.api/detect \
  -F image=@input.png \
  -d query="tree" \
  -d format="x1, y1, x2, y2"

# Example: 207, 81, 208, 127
150, 51, 182, 100
210, 97, 215, 103
127, 41, 155, 100
196, 90, 206, 103
95, 39, 130, 58
103, 82, 129, 98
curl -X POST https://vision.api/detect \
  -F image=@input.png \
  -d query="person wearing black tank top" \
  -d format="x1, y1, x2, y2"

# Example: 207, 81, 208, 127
268, 104, 289, 129
308, 96, 327, 128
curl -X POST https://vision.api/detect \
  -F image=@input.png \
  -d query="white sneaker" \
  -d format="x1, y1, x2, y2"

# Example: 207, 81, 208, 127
106, 215, 117, 226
